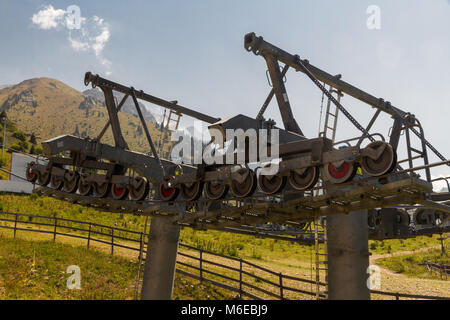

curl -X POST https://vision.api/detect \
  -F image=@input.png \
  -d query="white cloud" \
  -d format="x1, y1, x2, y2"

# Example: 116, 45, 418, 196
68, 37, 89, 51
31, 5, 112, 75
31, 5, 66, 30
91, 28, 110, 56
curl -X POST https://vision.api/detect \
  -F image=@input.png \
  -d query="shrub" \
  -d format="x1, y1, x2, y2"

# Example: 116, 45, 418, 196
7, 143, 23, 153
34, 147, 44, 155
18, 140, 29, 151
12, 131, 27, 142
0, 155, 7, 168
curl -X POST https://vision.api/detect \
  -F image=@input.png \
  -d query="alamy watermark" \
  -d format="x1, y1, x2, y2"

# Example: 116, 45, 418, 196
366, 5, 381, 30
170, 121, 280, 175
366, 265, 381, 290
66, 265, 81, 290
66, 5, 82, 30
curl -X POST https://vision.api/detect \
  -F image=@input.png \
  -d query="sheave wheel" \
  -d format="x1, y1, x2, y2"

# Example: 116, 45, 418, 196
205, 181, 229, 200
78, 175, 92, 196
93, 181, 111, 198
230, 168, 257, 198
111, 183, 129, 200
50, 173, 64, 190
26, 163, 38, 183
130, 176, 149, 201
63, 171, 79, 193
324, 162, 357, 184
37, 169, 51, 186
258, 173, 286, 195
361, 141, 397, 177
159, 183, 179, 201
181, 181, 204, 201
288, 166, 319, 191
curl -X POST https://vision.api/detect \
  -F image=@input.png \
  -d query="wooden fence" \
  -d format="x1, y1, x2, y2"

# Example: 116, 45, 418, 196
0, 211, 448, 300
419, 261, 449, 280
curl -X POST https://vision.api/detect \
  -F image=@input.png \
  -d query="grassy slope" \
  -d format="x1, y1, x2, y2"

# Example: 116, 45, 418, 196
0, 78, 172, 156
0, 121, 30, 180
0, 235, 230, 300
376, 249, 449, 280
0, 194, 447, 271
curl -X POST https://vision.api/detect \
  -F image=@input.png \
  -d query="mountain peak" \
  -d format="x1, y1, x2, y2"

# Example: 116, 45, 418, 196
0, 76, 163, 154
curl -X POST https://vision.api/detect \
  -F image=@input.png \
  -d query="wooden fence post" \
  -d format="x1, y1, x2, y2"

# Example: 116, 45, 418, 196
279, 273, 284, 300
138, 232, 144, 260
111, 228, 114, 256
13, 213, 18, 239
199, 249, 203, 282
239, 259, 243, 299
53, 216, 57, 242
87, 223, 92, 249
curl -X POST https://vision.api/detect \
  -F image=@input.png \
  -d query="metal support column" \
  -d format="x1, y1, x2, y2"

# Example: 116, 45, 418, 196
140, 216, 181, 300
264, 55, 303, 135
327, 211, 370, 300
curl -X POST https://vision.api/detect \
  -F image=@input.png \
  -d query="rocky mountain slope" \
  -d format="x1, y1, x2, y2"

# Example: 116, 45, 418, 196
83, 88, 157, 124
0, 77, 170, 155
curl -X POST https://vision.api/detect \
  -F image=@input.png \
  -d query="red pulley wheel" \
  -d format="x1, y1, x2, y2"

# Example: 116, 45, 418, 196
26, 169, 37, 182
160, 184, 179, 201
324, 162, 356, 184
111, 183, 129, 200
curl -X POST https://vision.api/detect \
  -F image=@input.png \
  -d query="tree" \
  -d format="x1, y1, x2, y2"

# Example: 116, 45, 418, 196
30, 145, 36, 155
29, 133, 37, 144
18, 140, 29, 151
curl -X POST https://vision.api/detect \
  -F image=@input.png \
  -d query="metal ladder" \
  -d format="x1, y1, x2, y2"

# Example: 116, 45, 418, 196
320, 85, 343, 143
157, 109, 182, 158
165, 109, 182, 131
313, 217, 328, 299
134, 216, 149, 300
313, 85, 341, 299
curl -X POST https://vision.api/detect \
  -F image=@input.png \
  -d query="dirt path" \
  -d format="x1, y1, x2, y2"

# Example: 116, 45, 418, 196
369, 246, 449, 298
370, 246, 441, 275
370, 246, 441, 264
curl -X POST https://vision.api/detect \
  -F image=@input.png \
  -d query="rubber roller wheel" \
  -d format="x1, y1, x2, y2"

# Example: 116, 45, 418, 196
159, 183, 179, 201
93, 181, 111, 198
361, 141, 397, 177
204, 181, 229, 200
111, 183, 129, 200
258, 173, 286, 195
50, 173, 64, 190
37, 169, 51, 186
288, 166, 319, 191
25, 163, 38, 183
130, 176, 149, 201
181, 181, 204, 201
78, 175, 93, 196
230, 168, 257, 198
63, 171, 79, 193
324, 161, 357, 184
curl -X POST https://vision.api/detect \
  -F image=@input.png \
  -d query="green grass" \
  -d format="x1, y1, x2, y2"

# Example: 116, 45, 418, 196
376, 249, 449, 280
0, 234, 231, 300
0, 193, 447, 270
368, 237, 445, 255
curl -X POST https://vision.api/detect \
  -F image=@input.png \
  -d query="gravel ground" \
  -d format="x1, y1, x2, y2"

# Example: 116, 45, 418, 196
370, 247, 449, 298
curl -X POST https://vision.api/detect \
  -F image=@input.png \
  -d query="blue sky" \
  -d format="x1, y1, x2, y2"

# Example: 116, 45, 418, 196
1, 0, 450, 184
